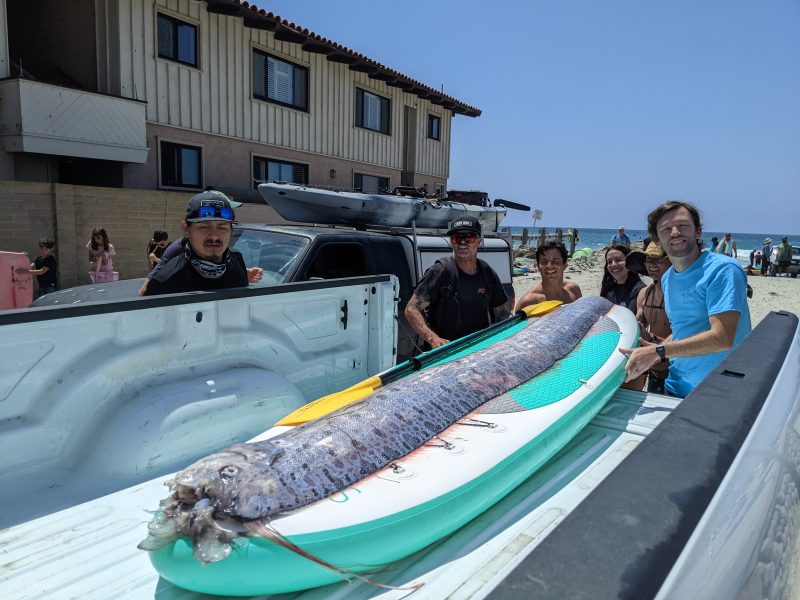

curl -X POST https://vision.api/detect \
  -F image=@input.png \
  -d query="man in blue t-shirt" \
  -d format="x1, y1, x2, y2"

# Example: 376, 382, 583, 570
620, 201, 751, 397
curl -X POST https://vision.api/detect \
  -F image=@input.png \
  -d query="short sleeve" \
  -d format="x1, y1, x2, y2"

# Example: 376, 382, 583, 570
489, 269, 508, 307
413, 262, 445, 306
706, 262, 747, 316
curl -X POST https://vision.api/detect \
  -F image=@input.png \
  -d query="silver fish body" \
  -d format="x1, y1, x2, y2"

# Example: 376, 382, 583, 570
141, 296, 613, 561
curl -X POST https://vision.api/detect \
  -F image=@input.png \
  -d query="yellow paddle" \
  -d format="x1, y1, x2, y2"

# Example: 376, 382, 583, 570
274, 300, 563, 426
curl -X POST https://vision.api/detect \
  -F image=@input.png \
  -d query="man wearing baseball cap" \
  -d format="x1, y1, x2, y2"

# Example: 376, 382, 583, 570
144, 190, 255, 295
405, 216, 509, 349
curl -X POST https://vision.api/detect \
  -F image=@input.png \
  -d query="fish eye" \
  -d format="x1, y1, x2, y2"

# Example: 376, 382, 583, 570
219, 466, 238, 478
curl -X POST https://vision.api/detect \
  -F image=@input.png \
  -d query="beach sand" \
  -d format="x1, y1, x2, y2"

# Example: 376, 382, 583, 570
512, 250, 800, 326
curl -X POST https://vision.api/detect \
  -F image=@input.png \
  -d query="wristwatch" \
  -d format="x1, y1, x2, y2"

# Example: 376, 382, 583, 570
656, 344, 668, 363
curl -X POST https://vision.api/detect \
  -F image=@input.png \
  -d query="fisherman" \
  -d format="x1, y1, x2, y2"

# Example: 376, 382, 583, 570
620, 200, 751, 398
776, 236, 792, 276
144, 190, 262, 296
714, 232, 737, 259
405, 216, 510, 349
761, 238, 772, 276
515, 240, 582, 310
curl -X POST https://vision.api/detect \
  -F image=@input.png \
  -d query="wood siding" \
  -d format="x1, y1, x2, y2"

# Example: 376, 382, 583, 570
110, 0, 452, 178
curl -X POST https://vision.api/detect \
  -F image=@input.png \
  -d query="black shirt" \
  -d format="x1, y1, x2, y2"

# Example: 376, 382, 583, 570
144, 251, 248, 296
34, 254, 58, 288
414, 258, 508, 342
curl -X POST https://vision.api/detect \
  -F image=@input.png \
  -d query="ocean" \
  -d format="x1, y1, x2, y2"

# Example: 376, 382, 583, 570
504, 227, 799, 268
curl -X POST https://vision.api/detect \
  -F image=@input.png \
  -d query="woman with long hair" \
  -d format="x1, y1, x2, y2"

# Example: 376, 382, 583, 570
600, 245, 645, 312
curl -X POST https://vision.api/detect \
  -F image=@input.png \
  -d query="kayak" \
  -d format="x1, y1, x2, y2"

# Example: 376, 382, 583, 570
258, 182, 508, 231
145, 298, 638, 596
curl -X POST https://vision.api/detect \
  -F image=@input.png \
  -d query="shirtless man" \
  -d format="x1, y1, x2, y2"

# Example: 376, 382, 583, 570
628, 243, 672, 393
515, 241, 582, 311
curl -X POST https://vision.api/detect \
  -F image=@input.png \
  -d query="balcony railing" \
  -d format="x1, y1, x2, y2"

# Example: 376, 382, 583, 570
0, 78, 148, 163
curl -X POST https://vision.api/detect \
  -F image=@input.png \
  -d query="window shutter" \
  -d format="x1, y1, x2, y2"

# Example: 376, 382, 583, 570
294, 67, 307, 110
356, 90, 364, 127
364, 92, 380, 130
157, 16, 173, 58
380, 97, 390, 134
293, 164, 307, 184
253, 158, 265, 188
269, 57, 293, 104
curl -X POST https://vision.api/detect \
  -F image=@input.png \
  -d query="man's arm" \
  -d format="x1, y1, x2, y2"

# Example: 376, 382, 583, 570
620, 311, 740, 381
493, 302, 512, 321
404, 293, 449, 349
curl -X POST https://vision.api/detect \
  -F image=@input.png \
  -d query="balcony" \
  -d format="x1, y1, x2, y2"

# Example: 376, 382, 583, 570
0, 78, 148, 163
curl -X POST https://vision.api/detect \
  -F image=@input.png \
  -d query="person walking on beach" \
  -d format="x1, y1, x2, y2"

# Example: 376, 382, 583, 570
761, 238, 772, 276
626, 243, 672, 394
144, 191, 258, 295
405, 216, 509, 350
16, 238, 58, 297
620, 200, 751, 398
776, 236, 792, 276
714, 233, 737, 259
610, 226, 631, 249
515, 241, 582, 310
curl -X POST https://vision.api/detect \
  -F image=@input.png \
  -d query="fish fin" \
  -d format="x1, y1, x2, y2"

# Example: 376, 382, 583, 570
246, 520, 424, 591
137, 534, 175, 552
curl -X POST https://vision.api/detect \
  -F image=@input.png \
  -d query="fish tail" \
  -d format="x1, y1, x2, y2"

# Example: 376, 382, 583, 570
246, 520, 423, 592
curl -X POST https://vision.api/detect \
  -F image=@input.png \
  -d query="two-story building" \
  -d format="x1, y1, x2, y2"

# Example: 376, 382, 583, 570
0, 0, 480, 286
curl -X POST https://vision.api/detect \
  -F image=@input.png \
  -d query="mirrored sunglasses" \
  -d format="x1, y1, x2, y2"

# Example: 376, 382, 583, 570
197, 205, 234, 220
450, 232, 478, 244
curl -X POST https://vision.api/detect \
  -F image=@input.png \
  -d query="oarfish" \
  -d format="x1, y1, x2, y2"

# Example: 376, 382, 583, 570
139, 296, 613, 562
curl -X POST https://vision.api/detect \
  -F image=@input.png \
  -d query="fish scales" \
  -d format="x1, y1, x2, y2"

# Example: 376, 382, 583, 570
144, 297, 612, 561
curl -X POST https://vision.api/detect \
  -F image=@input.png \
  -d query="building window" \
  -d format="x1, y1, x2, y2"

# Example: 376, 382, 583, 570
253, 157, 308, 187
356, 89, 390, 134
157, 13, 197, 67
253, 50, 308, 110
428, 114, 441, 140
160, 142, 202, 188
354, 173, 390, 194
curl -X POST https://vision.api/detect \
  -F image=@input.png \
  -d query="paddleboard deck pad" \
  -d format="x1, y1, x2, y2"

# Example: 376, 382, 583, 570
142, 297, 638, 595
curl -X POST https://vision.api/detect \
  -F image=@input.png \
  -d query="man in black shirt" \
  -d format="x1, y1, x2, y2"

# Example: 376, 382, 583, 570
405, 216, 509, 349
18, 238, 59, 296
144, 191, 259, 296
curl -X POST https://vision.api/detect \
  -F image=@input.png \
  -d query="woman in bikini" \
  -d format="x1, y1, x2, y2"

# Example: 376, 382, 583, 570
627, 243, 673, 394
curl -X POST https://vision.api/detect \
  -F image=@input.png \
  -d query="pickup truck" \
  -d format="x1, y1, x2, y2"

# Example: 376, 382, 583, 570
3, 261, 800, 600
32, 223, 516, 362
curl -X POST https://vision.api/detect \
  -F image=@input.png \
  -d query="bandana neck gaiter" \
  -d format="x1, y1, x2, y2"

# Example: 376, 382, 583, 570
185, 242, 229, 279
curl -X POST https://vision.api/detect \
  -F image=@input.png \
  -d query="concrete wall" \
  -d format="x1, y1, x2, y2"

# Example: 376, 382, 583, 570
0, 179, 287, 288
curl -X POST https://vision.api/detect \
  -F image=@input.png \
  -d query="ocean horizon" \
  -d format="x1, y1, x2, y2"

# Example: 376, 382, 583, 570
502, 226, 798, 268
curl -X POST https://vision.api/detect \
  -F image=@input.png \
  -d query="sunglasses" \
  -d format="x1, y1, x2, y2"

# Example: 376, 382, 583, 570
450, 232, 478, 244
196, 204, 234, 220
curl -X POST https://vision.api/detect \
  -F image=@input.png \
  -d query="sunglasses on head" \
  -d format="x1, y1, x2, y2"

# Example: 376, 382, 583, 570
450, 232, 478, 244
196, 204, 234, 220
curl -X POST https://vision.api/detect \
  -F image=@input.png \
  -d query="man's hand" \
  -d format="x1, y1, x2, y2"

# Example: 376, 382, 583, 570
619, 339, 660, 382
15, 267, 31, 275
246, 267, 263, 284
429, 335, 450, 349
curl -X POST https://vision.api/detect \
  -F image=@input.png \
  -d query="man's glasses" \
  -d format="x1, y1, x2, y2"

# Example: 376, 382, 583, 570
450, 232, 478, 245
196, 204, 234, 220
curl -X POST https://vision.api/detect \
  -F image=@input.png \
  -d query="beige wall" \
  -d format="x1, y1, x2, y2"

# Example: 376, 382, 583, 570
124, 124, 447, 199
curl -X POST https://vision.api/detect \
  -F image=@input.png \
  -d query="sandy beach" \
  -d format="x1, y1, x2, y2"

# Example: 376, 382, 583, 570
512, 248, 800, 326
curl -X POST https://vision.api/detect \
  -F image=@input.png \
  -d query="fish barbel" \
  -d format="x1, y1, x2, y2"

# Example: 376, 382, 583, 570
140, 296, 613, 562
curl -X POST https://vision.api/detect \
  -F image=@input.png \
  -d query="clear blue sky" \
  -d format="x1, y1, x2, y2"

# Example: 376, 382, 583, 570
265, 0, 800, 232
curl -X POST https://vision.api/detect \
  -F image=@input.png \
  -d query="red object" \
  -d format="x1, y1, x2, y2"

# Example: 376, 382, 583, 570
0, 251, 34, 309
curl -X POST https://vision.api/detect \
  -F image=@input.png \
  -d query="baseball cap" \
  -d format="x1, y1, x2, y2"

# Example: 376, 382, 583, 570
447, 216, 482, 236
185, 190, 237, 223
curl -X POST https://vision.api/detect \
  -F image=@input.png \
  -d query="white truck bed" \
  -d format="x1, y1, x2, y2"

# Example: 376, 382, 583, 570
0, 389, 678, 599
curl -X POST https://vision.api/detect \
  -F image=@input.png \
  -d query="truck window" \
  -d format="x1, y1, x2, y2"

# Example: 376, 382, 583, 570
231, 229, 309, 284
307, 243, 368, 279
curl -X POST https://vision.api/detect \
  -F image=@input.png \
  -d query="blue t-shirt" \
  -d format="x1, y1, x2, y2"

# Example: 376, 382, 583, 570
612, 233, 631, 247
661, 252, 751, 397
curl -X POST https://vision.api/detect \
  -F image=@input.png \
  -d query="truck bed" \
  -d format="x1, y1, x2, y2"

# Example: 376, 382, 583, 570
0, 388, 678, 599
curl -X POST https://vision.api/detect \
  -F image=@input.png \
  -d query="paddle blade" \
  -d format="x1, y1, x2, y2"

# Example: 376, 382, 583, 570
519, 300, 563, 319
274, 376, 382, 426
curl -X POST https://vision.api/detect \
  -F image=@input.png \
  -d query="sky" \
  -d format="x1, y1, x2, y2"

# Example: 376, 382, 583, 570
264, 0, 800, 232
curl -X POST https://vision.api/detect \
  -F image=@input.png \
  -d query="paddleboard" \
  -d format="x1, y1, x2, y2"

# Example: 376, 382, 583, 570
147, 300, 638, 596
